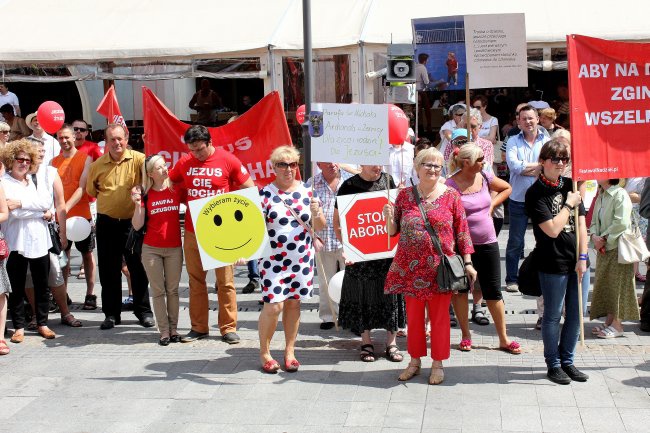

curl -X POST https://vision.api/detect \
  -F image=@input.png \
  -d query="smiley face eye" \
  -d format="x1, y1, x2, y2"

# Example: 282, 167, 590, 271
234, 210, 243, 222
214, 214, 222, 226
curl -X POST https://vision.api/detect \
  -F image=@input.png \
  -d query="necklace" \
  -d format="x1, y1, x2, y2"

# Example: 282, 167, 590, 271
418, 184, 437, 201
539, 172, 563, 189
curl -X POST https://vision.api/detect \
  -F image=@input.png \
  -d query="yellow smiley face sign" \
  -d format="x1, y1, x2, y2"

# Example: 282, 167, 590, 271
189, 187, 271, 270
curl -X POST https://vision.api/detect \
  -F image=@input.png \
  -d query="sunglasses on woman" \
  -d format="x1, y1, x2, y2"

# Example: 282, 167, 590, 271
15, 157, 32, 165
275, 162, 298, 169
550, 156, 570, 164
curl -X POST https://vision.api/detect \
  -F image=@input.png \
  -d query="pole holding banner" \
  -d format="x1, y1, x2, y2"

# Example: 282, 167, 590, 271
302, 0, 313, 180
573, 180, 585, 347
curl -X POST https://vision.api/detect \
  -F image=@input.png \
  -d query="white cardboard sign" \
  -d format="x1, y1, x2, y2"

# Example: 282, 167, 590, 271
309, 103, 390, 165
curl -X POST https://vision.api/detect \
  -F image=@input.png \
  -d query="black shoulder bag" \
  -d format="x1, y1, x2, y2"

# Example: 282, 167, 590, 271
412, 186, 469, 293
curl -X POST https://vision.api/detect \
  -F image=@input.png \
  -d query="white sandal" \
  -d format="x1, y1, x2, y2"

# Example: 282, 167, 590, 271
597, 325, 624, 339
591, 323, 609, 335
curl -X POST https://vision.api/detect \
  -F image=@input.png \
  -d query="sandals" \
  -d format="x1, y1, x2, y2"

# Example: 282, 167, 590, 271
360, 344, 376, 362
597, 325, 624, 339
499, 341, 522, 355
591, 323, 609, 335
471, 306, 490, 326
398, 360, 421, 381
0, 340, 9, 355
385, 344, 404, 362
77, 269, 86, 279
61, 313, 82, 327
429, 361, 445, 385
459, 338, 472, 352
285, 358, 300, 372
396, 329, 407, 338
261, 359, 280, 374
83, 294, 97, 310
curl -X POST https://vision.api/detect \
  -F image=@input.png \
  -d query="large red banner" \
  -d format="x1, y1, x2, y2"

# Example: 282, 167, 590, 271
143, 88, 292, 187
97, 84, 127, 131
568, 35, 650, 181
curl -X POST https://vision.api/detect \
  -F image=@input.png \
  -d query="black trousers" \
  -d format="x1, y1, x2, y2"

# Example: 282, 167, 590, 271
95, 213, 152, 320
7, 251, 50, 329
641, 266, 650, 326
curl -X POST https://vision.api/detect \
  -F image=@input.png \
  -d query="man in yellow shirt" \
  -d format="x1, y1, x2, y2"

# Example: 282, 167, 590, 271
86, 124, 153, 329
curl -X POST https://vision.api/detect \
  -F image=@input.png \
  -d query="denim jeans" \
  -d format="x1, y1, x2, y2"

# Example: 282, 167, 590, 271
539, 271, 580, 369
247, 260, 259, 282
505, 200, 528, 284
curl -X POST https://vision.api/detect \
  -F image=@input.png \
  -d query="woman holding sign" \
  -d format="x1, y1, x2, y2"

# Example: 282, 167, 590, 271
334, 165, 406, 364
131, 155, 184, 346
383, 147, 475, 385
258, 146, 325, 373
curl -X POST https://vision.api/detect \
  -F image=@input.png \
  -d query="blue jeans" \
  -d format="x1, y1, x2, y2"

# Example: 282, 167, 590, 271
505, 200, 528, 284
247, 260, 259, 282
539, 271, 580, 369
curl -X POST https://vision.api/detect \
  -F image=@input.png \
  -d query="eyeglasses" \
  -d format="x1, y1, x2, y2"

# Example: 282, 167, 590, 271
454, 112, 466, 117
451, 138, 468, 146
275, 162, 298, 170
475, 157, 485, 163
420, 162, 443, 172
473, 105, 482, 109
15, 157, 31, 165
73, 127, 88, 132
550, 156, 570, 164
0, 130, 9, 134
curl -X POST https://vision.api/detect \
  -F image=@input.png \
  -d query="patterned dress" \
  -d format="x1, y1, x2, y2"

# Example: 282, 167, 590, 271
259, 182, 315, 303
384, 186, 474, 299
337, 173, 406, 333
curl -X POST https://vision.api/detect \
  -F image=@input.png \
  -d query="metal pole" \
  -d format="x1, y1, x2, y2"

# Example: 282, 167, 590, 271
302, 0, 313, 179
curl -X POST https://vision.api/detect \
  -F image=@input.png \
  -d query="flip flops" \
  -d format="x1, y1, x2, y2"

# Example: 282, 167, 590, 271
596, 325, 624, 339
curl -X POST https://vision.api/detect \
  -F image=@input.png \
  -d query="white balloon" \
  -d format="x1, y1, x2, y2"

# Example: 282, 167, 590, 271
66, 217, 92, 242
327, 270, 345, 304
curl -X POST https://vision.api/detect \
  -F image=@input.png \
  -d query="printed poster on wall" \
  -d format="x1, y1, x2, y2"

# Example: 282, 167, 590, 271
188, 187, 272, 270
412, 13, 527, 90
309, 103, 390, 165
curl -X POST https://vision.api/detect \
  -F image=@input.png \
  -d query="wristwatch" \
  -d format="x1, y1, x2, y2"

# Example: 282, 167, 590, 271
464, 262, 473, 267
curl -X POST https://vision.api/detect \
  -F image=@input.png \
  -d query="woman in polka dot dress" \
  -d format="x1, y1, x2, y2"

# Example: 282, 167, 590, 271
258, 146, 325, 373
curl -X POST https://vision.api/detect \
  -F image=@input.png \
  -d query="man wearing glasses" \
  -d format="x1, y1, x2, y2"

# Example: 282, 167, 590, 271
72, 120, 103, 161
504, 105, 549, 293
169, 125, 255, 344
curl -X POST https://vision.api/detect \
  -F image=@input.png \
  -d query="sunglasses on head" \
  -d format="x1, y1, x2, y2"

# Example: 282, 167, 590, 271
550, 156, 570, 164
275, 161, 298, 169
73, 127, 88, 132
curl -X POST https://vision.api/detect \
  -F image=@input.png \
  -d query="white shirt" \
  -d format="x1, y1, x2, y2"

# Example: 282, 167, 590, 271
384, 142, 415, 187
28, 133, 61, 166
415, 63, 429, 91
1, 170, 53, 258
479, 116, 499, 141
0, 91, 19, 120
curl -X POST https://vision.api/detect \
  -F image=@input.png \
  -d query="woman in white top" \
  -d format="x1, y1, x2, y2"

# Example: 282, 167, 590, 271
1, 139, 62, 342
439, 104, 466, 160
471, 95, 498, 144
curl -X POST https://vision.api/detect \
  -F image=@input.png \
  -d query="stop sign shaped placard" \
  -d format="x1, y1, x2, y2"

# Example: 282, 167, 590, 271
337, 189, 400, 262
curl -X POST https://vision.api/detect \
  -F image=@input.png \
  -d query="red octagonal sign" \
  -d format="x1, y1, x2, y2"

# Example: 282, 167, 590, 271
337, 189, 400, 262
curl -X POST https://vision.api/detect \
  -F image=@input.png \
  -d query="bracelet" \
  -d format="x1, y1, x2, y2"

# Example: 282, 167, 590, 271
464, 262, 473, 267
563, 203, 575, 211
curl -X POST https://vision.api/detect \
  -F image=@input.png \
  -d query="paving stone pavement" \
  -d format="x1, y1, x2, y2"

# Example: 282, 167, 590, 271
1, 228, 649, 433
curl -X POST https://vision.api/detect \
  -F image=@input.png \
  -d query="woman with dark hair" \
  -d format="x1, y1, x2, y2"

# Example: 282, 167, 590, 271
334, 165, 405, 364
525, 139, 589, 385
472, 95, 498, 144
590, 178, 638, 338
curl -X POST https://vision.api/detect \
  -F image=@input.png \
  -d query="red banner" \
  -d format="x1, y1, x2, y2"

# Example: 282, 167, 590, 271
143, 87, 293, 187
96, 85, 127, 131
568, 35, 650, 181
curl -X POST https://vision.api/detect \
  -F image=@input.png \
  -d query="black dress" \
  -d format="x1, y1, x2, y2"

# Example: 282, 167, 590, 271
336, 173, 406, 333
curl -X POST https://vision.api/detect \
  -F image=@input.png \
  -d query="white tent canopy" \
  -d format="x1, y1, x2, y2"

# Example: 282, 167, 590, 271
1, 0, 648, 63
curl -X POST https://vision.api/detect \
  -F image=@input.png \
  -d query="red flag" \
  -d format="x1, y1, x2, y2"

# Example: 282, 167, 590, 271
568, 35, 650, 180
97, 85, 127, 131
143, 87, 295, 187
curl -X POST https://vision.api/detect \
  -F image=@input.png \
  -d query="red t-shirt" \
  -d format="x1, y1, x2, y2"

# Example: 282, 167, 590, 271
142, 187, 183, 248
169, 148, 250, 232
77, 140, 103, 161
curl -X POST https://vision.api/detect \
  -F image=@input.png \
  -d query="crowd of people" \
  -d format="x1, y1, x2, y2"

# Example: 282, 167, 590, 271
0, 93, 648, 389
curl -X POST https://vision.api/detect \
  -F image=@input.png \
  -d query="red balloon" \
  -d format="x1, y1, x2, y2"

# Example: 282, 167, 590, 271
387, 104, 409, 145
296, 104, 306, 124
37, 101, 65, 134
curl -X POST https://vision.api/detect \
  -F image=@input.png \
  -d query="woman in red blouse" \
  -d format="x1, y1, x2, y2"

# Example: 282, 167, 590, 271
132, 155, 184, 346
384, 147, 476, 385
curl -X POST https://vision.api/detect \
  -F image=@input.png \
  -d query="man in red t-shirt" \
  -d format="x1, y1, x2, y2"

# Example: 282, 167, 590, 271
72, 119, 103, 161
169, 125, 254, 344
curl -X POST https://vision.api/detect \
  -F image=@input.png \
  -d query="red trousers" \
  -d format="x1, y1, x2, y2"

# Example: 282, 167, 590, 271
405, 293, 452, 360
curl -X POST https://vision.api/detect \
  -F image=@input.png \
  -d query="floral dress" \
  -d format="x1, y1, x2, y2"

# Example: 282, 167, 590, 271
384, 186, 474, 299
336, 173, 406, 333
259, 182, 315, 304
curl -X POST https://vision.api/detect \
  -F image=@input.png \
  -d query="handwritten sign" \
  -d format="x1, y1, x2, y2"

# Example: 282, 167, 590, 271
310, 103, 390, 165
